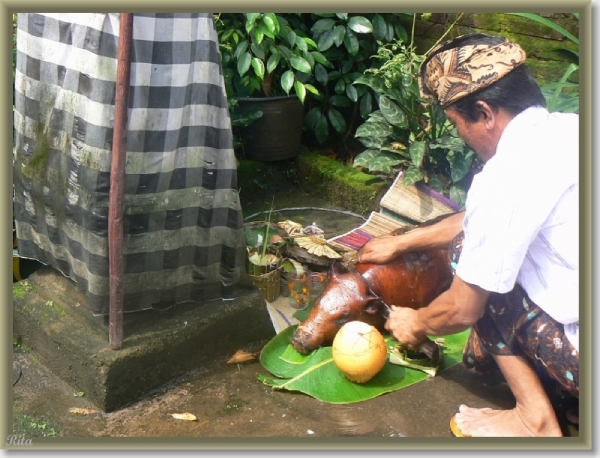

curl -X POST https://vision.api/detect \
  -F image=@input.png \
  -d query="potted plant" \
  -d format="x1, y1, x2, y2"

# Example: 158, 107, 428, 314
215, 13, 329, 161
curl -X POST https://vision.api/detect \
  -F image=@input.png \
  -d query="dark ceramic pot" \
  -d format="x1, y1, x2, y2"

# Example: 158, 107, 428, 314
235, 95, 304, 162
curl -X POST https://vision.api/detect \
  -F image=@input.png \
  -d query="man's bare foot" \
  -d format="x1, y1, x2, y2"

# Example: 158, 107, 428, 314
453, 404, 563, 437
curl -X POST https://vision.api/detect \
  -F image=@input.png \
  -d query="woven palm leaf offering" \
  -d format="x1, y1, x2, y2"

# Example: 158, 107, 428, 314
277, 219, 343, 267
294, 235, 341, 259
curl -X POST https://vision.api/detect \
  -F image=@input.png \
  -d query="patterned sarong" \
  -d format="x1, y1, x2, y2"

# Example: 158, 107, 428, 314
13, 13, 255, 315
448, 232, 579, 399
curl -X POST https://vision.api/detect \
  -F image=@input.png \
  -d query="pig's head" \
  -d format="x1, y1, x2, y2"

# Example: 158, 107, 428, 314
291, 261, 386, 355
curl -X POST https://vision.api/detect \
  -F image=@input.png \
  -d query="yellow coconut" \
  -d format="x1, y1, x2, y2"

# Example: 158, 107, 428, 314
332, 321, 388, 383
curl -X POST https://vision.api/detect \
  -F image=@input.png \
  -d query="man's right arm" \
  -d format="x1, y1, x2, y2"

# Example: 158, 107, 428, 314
356, 211, 465, 264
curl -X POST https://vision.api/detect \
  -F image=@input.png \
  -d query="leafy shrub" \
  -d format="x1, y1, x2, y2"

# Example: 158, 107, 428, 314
216, 13, 416, 147
215, 13, 323, 102
352, 37, 479, 206
303, 13, 412, 144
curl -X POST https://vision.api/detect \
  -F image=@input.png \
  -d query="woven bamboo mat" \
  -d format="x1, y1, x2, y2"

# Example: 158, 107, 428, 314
327, 173, 460, 254
380, 173, 460, 223
327, 212, 409, 252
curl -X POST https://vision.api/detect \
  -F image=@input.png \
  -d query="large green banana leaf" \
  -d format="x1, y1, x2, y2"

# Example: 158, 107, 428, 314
258, 325, 470, 404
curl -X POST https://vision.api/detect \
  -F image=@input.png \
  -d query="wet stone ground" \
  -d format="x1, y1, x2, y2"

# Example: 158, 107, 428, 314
11, 342, 578, 440
10, 188, 579, 442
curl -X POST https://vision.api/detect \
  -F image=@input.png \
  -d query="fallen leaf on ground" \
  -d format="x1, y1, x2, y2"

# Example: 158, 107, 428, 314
170, 413, 197, 421
69, 407, 97, 415
227, 349, 260, 364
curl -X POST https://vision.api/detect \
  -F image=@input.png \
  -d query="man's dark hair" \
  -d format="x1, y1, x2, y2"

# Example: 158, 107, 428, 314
422, 33, 547, 122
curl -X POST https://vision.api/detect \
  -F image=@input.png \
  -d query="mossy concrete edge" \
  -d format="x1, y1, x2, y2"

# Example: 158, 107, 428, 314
294, 149, 391, 217
13, 269, 274, 412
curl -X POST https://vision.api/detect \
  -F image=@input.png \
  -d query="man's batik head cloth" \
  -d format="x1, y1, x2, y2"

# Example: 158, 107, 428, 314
418, 34, 527, 107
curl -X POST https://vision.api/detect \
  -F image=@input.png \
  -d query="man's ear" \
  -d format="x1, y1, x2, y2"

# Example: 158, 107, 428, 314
475, 101, 497, 128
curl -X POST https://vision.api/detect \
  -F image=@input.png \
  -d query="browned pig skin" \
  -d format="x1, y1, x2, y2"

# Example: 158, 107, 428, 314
291, 249, 453, 356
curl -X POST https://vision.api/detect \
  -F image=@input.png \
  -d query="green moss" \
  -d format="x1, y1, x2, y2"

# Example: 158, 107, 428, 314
17, 299, 67, 320
45, 300, 66, 316
295, 149, 389, 216
13, 335, 31, 352
20, 303, 50, 320
223, 395, 247, 413
15, 291, 54, 320
13, 281, 33, 299
22, 123, 52, 182
12, 410, 59, 438
407, 13, 578, 85
526, 59, 577, 87
471, 13, 577, 45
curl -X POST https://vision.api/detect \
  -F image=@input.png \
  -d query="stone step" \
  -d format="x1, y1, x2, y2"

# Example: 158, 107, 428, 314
12, 267, 274, 412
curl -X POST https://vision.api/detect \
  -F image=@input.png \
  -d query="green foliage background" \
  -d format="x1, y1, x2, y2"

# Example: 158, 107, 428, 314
12, 13, 579, 202
215, 12, 578, 204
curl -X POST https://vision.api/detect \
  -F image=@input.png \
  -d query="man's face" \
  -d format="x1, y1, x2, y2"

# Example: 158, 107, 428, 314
444, 107, 493, 161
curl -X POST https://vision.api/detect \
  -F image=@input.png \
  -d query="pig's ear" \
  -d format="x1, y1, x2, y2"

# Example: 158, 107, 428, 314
330, 260, 349, 278
364, 296, 382, 314
364, 291, 381, 315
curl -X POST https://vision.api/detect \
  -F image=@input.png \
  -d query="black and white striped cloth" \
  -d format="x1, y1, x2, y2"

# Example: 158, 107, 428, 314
13, 13, 254, 315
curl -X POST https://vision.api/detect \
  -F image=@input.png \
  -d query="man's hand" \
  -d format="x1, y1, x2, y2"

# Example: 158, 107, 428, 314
356, 211, 465, 265
384, 275, 489, 347
356, 235, 401, 264
384, 306, 427, 349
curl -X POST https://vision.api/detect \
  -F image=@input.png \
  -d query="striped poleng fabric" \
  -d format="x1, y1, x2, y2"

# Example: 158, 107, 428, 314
13, 13, 255, 315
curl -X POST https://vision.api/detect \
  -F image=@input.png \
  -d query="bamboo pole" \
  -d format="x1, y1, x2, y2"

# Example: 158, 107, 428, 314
108, 13, 133, 350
